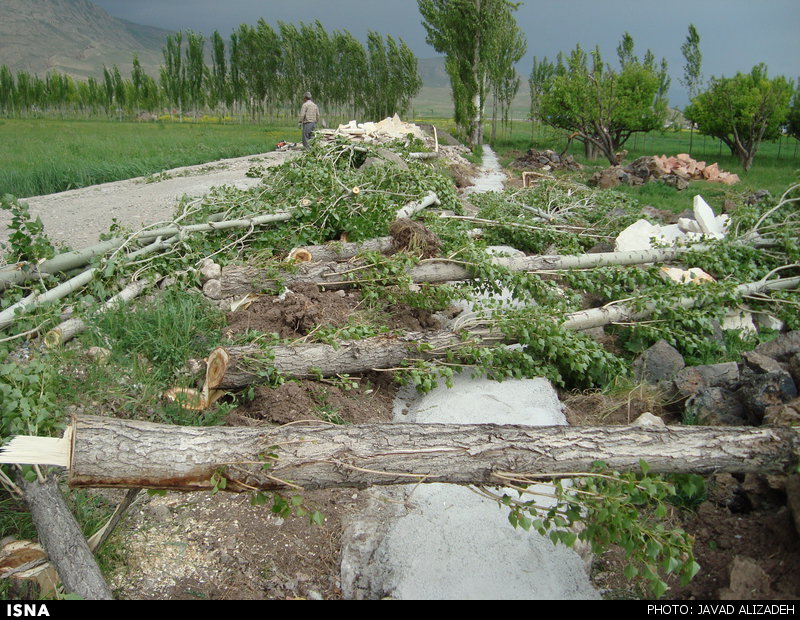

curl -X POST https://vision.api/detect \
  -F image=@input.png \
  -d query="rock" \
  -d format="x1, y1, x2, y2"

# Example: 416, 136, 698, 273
754, 331, 800, 363
722, 311, 756, 335
590, 168, 622, 189
718, 556, 773, 600
485, 245, 525, 257
376, 148, 409, 170
677, 217, 703, 234
736, 371, 798, 424
785, 475, 800, 538
586, 242, 615, 254
685, 387, 748, 426
632, 340, 685, 384
789, 353, 800, 386
662, 174, 689, 190
86, 346, 112, 364
702, 162, 720, 181
742, 351, 786, 375
614, 219, 661, 252
198, 258, 221, 283
631, 412, 666, 427
762, 397, 800, 425
673, 362, 739, 397
693, 195, 725, 237
753, 313, 785, 332
659, 266, 715, 285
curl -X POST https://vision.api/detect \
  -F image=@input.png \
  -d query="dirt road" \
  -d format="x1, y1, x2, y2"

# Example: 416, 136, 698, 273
0, 150, 294, 253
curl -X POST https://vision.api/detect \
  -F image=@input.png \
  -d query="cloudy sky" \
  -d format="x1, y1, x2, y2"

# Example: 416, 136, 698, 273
92, 0, 800, 106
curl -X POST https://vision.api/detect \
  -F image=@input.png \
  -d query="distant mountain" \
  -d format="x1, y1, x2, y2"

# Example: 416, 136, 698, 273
418, 57, 450, 88
0, 0, 171, 78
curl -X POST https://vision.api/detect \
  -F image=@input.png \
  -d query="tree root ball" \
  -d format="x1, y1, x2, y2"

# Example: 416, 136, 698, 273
389, 219, 442, 258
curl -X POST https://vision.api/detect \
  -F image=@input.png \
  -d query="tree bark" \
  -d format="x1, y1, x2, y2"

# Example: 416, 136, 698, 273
205, 330, 495, 388
292, 237, 395, 263
21, 475, 113, 600
61, 416, 800, 491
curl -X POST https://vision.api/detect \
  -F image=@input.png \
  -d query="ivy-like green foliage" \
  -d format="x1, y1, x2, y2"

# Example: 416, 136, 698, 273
504, 460, 700, 598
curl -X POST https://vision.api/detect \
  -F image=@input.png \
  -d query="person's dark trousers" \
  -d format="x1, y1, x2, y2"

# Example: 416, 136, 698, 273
302, 122, 316, 148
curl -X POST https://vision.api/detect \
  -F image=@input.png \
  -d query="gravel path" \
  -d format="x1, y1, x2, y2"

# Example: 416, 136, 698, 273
0, 150, 295, 253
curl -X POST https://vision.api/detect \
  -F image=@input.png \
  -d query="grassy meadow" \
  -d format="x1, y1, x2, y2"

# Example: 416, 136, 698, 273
0, 118, 298, 198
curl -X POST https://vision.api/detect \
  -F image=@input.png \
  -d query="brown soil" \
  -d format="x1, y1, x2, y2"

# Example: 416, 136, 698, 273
105, 275, 447, 600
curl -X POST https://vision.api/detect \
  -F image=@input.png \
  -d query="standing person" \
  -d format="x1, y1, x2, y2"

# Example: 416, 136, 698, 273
298, 92, 320, 149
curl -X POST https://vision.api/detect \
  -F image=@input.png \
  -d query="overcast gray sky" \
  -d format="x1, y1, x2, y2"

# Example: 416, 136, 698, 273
92, 0, 800, 107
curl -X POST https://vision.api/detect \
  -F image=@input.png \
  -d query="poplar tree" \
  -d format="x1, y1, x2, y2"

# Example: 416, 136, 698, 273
418, 0, 523, 147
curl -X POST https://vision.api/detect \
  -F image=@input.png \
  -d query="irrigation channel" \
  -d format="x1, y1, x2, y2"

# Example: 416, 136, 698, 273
338, 145, 600, 599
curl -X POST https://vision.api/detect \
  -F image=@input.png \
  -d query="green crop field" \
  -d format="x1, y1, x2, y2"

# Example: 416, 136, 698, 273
0, 118, 298, 198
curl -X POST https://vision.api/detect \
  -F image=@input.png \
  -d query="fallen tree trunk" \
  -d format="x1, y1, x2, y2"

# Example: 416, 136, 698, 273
205, 330, 495, 388
290, 237, 394, 263
561, 275, 800, 331
395, 191, 440, 219
21, 474, 113, 600
203, 275, 800, 386
202, 242, 764, 299
4, 417, 798, 491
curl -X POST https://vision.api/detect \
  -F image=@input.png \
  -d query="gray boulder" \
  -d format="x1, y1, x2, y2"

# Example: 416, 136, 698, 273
673, 362, 740, 398
685, 387, 748, 426
735, 371, 798, 425
633, 340, 685, 385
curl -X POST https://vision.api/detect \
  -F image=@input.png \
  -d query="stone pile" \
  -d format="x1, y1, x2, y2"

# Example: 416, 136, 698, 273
630, 331, 799, 428
510, 148, 582, 171
590, 153, 740, 190
318, 114, 429, 145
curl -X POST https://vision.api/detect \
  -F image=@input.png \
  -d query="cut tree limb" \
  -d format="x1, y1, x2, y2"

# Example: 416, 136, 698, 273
4, 417, 797, 491
394, 191, 440, 219
205, 330, 495, 388
0, 211, 294, 290
21, 474, 113, 600
44, 277, 155, 347
202, 242, 763, 300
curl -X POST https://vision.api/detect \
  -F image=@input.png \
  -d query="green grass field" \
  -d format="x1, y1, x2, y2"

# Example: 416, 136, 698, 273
0, 118, 298, 198
1, 116, 798, 217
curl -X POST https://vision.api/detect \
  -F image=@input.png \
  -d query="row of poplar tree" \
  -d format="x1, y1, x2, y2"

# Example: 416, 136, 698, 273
0, 20, 422, 122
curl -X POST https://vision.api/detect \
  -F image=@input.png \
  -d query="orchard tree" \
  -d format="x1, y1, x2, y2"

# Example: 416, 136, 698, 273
787, 84, 800, 142
686, 64, 792, 170
418, 0, 524, 148
538, 37, 669, 164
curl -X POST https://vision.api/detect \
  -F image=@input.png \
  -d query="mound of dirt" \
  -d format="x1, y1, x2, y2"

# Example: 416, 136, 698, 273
389, 219, 442, 258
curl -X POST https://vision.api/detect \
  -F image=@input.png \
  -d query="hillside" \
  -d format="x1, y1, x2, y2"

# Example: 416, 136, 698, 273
0, 0, 170, 78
